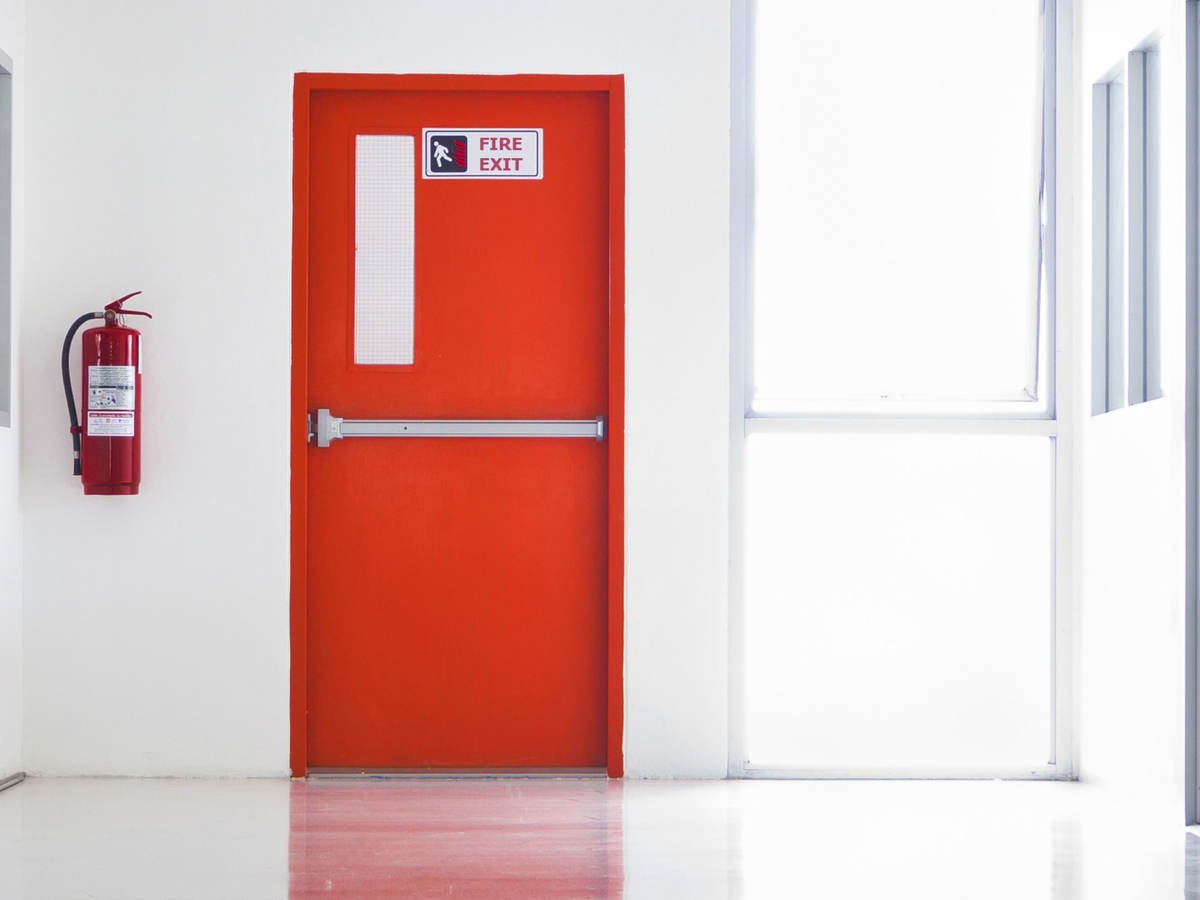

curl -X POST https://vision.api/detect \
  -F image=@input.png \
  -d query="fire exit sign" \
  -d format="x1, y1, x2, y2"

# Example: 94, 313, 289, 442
422, 128, 543, 180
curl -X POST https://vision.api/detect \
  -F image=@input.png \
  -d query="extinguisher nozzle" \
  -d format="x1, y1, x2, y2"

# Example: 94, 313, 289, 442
72, 454, 81, 477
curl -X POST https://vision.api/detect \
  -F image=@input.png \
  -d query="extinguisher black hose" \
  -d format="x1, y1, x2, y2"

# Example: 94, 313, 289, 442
61, 312, 103, 476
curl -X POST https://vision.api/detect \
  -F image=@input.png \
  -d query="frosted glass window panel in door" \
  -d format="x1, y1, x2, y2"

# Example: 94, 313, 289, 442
743, 434, 1053, 770
355, 135, 415, 366
753, 2, 1045, 404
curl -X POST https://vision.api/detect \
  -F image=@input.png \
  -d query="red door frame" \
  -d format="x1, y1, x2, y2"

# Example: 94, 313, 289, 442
290, 73, 625, 777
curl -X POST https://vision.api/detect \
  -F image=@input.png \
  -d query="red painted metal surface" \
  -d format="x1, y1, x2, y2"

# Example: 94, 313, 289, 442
79, 323, 142, 495
292, 75, 624, 773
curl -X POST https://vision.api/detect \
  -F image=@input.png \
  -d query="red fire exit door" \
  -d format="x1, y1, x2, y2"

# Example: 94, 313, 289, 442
290, 75, 624, 775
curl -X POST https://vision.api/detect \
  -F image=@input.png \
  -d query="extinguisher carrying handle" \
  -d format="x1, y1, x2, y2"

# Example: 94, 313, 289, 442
104, 291, 152, 321
61, 311, 104, 476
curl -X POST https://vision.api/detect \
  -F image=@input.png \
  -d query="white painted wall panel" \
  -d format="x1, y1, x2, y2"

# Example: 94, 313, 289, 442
22, 0, 730, 776
1076, 0, 1188, 816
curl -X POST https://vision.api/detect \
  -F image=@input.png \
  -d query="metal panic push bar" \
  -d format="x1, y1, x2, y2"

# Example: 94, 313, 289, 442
309, 408, 606, 448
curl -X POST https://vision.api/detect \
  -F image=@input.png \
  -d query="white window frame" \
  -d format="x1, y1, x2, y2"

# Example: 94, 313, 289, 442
1092, 71, 1126, 414
729, 0, 1076, 779
0, 49, 12, 428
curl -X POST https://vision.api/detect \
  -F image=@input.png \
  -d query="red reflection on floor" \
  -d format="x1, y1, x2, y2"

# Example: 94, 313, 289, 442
288, 778, 623, 897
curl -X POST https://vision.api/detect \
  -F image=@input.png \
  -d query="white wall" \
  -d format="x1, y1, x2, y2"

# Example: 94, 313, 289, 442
21, 0, 730, 776
0, 0, 23, 778
18, 0, 1198, 792
1075, 0, 1190, 815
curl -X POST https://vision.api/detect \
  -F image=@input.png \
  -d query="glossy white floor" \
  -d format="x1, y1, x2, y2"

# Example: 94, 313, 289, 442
0, 776, 1197, 898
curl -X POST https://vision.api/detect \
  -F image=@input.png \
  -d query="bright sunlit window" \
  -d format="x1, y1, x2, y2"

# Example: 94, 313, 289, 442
753, 1, 1048, 411
744, 434, 1053, 770
736, 1, 1059, 776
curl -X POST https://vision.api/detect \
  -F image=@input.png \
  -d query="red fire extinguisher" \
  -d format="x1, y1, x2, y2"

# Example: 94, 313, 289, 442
61, 291, 152, 494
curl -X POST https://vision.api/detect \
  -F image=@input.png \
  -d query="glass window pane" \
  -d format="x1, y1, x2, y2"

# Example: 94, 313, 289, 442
743, 433, 1052, 769
753, 2, 1044, 404
355, 134, 415, 366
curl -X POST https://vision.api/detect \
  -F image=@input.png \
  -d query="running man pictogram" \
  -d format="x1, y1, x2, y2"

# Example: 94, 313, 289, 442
432, 140, 454, 169
427, 134, 468, 174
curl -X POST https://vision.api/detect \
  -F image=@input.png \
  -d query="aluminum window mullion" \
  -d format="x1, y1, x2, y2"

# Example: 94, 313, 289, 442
1030, 0, 1055, 407
745, 417, 1057, 437
1186, 0, 1199, 826
728, 0, 755, 779
740, 765, 1063, 781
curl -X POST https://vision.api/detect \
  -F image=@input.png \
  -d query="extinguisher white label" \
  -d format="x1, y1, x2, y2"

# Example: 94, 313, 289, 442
87, 411, 135, 437
88, 365, 135, 411
87, 365, 136, 437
